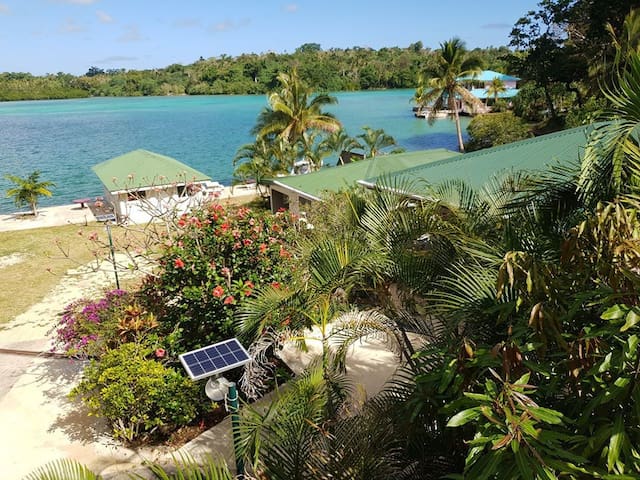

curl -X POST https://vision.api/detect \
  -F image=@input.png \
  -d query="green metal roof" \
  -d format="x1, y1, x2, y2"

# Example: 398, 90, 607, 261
269, 148, 460, 200
92, 149, 211, 192
364, 125, 592, 196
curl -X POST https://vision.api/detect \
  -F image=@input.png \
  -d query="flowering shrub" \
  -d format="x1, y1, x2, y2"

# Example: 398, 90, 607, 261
52, 289, 132, 357
141, 204, 297, 351
70, 342, 200, 443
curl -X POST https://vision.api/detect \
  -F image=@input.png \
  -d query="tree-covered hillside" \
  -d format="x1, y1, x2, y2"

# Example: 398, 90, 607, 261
0, 44, 511, 101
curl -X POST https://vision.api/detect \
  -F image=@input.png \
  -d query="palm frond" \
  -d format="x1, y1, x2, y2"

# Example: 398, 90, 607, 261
23, 459, 101, 480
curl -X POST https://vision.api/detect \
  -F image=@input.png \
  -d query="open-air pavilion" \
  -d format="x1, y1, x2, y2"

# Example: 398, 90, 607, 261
92, 149, 217, 224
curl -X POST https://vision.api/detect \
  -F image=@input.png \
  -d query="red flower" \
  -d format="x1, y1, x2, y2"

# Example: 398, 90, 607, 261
223, 295, 235, 305
155, 348, 166, 358
174, 258, 185, 268
245, 280, 255, 288
212, 286, 224, 298
271, 281, 281, 289
259, 243, 267, 253
243, 238, 253, 247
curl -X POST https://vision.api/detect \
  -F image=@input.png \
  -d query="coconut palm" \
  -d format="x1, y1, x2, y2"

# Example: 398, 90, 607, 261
419, 38, 483, 152
320, 128, 362, 163
4, 170, 54, 216
356, 126, 405, 158
485, 77, 506, 105
252, 68, 341, 151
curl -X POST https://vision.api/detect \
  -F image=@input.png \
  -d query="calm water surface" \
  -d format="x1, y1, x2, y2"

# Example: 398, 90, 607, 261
0, 90, 468, 213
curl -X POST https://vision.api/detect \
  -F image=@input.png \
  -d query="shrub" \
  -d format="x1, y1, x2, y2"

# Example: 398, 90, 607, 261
52, 289, 133, 357
70, 342, 200, 443
141, 204, 297, 352
465, 112, 532, 152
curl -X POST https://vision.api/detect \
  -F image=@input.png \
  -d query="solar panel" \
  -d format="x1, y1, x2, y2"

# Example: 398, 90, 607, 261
179, 338, 251, 381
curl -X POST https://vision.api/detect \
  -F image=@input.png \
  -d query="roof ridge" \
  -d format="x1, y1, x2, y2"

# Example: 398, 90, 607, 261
390, 124, 592, 179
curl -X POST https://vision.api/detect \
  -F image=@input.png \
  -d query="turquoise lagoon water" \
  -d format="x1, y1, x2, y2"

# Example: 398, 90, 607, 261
0, 90, 468, 213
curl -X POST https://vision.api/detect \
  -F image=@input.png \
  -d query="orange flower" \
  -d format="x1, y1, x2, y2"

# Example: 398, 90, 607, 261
212, 286, 224, 298
174, 258, 185, 268
223, 295, 235, 305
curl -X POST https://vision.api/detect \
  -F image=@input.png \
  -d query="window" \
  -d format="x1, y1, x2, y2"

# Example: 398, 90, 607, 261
127, 190, 147, 201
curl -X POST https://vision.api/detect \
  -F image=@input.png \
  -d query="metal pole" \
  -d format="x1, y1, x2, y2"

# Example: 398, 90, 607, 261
227, 382, 244, 477
105, 222, 120, 290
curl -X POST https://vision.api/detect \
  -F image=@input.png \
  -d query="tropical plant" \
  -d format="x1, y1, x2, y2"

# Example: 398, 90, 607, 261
4, 170, 55, 216
356, 126, 404, 158
485, 76, 506, 104
23, 459, 102, 480
320, 128, 362, 164
417, 38, 483, 151
578, 31, 640, 207
251, 68, 341, 167
465, 112, 532, 151
140, 203, 297, 352
24, 455, 235, 480
70, 342, 200, 443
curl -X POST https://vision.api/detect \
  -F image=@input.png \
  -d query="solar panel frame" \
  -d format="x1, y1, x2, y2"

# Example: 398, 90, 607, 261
179, 338, 251, 381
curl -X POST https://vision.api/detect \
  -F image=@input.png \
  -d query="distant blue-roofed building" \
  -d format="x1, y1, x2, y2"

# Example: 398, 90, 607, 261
457, 70, 520, 100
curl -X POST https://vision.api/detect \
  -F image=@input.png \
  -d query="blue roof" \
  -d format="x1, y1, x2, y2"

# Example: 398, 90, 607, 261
458, 70, 520, 82
469, 87, 519, 99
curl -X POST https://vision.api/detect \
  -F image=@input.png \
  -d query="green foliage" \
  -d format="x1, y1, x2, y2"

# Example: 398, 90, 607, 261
141, 203, 297, 352
23, 459, 102, 480
416, 37, 484, 151
4, 170, 55, 215
51, 289, 136, 357
465, 112, 532, 151
70, 342, 200, 443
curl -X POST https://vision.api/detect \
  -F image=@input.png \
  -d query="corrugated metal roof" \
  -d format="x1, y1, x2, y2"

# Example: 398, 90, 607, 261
367, 125, 592, 196
469, 88, 519, 99
268, 149, 460, 199
92, 149, 211, 192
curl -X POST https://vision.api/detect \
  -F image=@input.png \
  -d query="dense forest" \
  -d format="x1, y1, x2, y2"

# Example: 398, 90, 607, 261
0, 44, 511, 101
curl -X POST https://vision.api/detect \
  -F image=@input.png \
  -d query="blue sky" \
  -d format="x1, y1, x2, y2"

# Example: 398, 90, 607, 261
0, 0, 541, 76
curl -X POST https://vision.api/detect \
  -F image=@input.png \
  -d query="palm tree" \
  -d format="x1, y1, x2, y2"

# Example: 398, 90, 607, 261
252, 68, 341, 153
320, 128, 362, 164
485, 77, 506, 105
419, 38, 483, 152
4, 170, 55, 216
356, 126, 405, 158
578, 48, 640, 207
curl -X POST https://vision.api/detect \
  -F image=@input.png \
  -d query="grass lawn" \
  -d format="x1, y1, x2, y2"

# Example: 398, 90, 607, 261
0, 223, 140, 325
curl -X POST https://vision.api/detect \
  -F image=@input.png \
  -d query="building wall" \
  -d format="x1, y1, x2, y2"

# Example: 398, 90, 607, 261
106, 183, 210, 224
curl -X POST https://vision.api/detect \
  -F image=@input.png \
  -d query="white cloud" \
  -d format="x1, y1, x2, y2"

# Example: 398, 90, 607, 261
118, 25, 143, 42
96, 10, 113, 24
283, 3, 298, 13
0, 3, 9, 14
60, 18, 86, 33
207, 18, 250, 33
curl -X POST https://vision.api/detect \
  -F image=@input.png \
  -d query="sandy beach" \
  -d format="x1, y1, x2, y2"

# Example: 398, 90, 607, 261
0, 185, 260, 233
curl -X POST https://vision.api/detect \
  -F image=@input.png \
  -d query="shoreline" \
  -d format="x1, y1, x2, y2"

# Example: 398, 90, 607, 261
0, 185, 260, 233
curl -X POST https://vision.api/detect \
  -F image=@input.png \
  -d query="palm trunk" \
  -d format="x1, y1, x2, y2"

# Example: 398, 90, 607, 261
30, 202, 38, 217
453, 107, 465, 152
